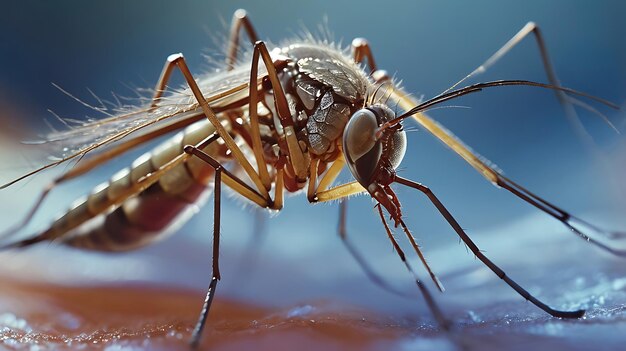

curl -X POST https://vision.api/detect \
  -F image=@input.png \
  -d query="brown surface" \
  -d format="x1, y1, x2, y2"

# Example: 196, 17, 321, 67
0, 276, 410, 350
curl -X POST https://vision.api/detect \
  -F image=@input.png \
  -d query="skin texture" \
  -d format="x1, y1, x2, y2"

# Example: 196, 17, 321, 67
1, 217, 625, 351
0, 276, 412, 351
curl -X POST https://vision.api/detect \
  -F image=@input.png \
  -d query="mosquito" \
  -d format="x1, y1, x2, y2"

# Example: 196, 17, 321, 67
0, 9, 623, 348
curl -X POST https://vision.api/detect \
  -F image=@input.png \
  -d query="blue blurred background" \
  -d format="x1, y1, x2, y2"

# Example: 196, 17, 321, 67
0, 0, 625, 333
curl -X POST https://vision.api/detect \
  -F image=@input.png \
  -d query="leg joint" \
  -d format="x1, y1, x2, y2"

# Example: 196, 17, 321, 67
183, 144, 194, 154
524, 21, 538, 31
167, 53, 184, 63
234, 8, 248, 20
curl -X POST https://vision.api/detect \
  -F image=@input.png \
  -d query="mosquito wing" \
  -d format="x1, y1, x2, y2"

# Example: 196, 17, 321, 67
0, 62, 268, 189
42, 63, 265, 160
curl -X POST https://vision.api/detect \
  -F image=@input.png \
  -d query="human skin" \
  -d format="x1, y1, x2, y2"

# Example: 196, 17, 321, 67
0, 276, 409, 351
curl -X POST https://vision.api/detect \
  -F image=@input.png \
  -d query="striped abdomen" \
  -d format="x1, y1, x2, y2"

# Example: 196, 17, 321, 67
40, 119, 228, 251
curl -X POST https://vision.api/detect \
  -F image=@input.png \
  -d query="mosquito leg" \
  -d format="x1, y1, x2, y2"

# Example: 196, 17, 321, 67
309, 167, 447, 311
181, 143, 280, 347
389, 87, 626, 256
376, 205, 452, 332
496, 175, 626, 254
0, 181, 55, 239
351, 38, 378, 73
447, 23, 558, 92
153, 40, 274, 192
395, 176, 586, 318
351, 38, 390, 84
246, 42, 274, 190
338, 198, 347, 238
222, 12, 267, 191
327, 163, 443, 292
225, 11, 275, 192
250, 41, 309, 182
351, 39, 399, 110
309, 173, 453, 332
150, 54, 178, 108
163, 53, 271, 201
150, 9, 257, 105
445, 22, 614, 135
303, 155, 364, 203
226, 9, 280, 190
308, 157, 345, 201
337, 198, 454, 332
184, 153, 223, 348
314, 181, 366, 202
337, 200, 414, 298
398, 219, 445, 292
226, 9, 259, 71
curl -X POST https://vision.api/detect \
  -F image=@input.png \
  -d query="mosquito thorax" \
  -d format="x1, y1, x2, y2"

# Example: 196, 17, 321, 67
269, 43, 370, 161
343, 104, 407, 189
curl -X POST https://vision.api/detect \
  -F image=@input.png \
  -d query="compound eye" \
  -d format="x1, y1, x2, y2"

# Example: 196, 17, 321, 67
343, 109, 382, 186
388, 128, 407, 169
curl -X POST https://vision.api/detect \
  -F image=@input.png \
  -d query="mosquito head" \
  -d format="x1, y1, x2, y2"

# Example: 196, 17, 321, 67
343, 104, 406, 208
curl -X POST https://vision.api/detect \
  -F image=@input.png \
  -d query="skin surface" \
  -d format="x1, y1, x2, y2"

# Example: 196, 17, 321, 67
1, 212, 625, 351
0, 276, 411, 351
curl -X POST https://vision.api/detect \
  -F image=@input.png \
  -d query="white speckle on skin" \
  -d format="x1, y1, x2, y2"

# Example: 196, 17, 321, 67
0, 313, 32, 332
286, 304, 315, 318
467, 310, 482, 323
